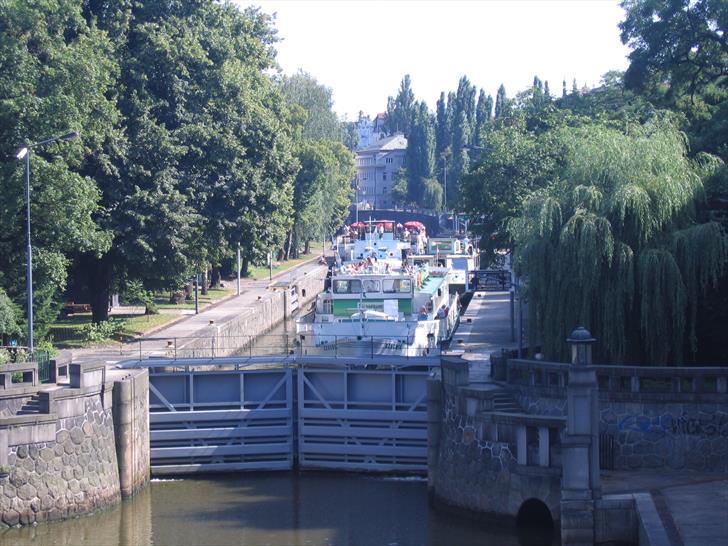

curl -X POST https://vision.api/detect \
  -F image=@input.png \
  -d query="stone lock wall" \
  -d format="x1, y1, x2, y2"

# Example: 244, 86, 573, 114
429, 359, 562, 520
0, 395, 120, 526
0, 366, 150, 528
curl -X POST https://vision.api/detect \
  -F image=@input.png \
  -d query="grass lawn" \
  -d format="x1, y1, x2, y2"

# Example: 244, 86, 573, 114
153, 287, 233, 309
48, 312, 181, 348
246, 242, 325, 280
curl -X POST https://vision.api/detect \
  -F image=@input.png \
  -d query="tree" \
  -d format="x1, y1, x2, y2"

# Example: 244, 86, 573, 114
281, 71, 343, 142
405, 102, 435, 205
290, 140, 354, 257
76, 1, 298, 321
385, 75, 416, 136
494, 84, 508, 119
0, 288, 21, 340
458, 122, 563, 265
510, 118, 727, 364
0, 0, 118, 336
474, 90, 493, 147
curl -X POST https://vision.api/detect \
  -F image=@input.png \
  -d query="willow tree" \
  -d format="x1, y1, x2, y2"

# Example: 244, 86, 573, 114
510, 118, 727, 364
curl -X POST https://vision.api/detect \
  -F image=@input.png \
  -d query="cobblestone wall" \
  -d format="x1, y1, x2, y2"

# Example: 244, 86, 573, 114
0, 395, 120, 527
431, 383, 561, 519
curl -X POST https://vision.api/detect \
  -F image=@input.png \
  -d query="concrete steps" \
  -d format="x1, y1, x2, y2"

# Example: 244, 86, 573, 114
491, 392, 522, 413
16, 394, 42, 415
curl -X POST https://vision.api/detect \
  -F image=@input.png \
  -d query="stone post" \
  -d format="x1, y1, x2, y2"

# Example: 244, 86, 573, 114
427, 377, 442, 499
560, 327, 600, 546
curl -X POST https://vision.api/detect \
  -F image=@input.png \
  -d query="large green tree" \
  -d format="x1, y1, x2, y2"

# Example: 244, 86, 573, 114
510, 118, 727, 364
0, 0, 117, 336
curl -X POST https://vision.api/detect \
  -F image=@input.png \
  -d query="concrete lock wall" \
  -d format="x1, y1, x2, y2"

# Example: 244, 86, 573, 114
0, 367, 150, 527
180, 265, 327, 357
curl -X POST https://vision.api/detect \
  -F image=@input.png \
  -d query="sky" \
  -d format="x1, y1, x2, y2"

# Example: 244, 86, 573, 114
240, 0, 631, 121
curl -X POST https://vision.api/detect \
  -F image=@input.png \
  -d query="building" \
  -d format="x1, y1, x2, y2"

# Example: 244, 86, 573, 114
354, 133, 407, 210
356, 111, 387, 150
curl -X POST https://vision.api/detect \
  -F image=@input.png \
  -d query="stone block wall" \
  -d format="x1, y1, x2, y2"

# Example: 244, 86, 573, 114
602, 401, 728, 472
510, 383, 728, 472
0, 394, 120, 527
429, 360, 562, 520
0, 367, 151, 528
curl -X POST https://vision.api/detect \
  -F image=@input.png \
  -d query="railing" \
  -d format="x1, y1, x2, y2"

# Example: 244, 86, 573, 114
129, 334, 446, 361
0, 361, 38, 389
481, 412, 565, 469
506, 358, 728, 397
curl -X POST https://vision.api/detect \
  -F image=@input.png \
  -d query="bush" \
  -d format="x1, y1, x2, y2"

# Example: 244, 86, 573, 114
124, 280, 158, 315
80, 319, 124, 343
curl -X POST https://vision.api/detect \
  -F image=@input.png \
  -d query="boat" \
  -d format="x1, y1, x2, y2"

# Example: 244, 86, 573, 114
405, 236, 479, 294
296, 261, 459, 357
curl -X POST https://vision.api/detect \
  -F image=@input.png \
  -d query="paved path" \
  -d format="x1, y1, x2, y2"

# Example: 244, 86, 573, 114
70, 256, 327, 365
448, 291, 519, 382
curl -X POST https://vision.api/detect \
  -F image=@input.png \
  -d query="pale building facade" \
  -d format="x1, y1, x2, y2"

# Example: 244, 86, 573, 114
354, 133, 407, 210
356, 111, 387, 150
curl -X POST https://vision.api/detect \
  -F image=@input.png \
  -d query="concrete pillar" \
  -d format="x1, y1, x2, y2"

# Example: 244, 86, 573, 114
516, 425, 527, 465
426, 378, 442, 497
113, 371, 150, 498
561, 327, 601, 546
0, 428, 7, 469
538, 426, 550, 467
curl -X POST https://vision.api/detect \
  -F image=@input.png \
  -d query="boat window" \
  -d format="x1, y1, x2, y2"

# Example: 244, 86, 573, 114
362, 279, 380, 293
383, 278, 412, 293
333, 279, 363, 294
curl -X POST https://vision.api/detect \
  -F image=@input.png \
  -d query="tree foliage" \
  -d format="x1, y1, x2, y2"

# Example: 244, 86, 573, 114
510, 119, 727, 364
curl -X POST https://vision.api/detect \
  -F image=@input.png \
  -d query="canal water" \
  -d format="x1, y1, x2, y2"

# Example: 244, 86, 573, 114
1, 472, 556, 546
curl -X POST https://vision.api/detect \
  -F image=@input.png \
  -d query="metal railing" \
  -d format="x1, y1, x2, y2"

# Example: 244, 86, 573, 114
128, 333, 446, 361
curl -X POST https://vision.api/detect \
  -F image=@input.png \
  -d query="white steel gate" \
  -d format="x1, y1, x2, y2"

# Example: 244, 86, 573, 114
297, 359, 434, 472
147, 363, 293, 475
121, 356, 438, 475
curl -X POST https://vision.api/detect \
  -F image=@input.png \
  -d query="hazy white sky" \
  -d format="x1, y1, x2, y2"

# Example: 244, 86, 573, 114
240, 0, 631, 120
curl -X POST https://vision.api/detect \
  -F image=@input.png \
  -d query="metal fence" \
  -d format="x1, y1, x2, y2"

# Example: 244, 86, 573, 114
129, 334, 445, 361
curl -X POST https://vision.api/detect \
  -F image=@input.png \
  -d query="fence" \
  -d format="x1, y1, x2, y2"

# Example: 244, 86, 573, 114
129, 334, 446, 361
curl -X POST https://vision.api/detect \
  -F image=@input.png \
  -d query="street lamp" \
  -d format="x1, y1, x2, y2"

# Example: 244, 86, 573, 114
16, 131, 79, 354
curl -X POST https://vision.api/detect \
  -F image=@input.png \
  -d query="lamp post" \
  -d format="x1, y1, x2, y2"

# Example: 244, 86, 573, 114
16, 131, 79, 354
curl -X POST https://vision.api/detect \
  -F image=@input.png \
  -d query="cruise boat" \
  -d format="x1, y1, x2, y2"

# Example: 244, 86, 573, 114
336, 220, 412, 268
296, 262, 459, 357
406, 237, 479, 294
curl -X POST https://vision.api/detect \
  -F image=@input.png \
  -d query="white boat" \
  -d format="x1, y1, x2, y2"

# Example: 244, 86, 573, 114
296, 265, 459, 357
406, 237, 480, 293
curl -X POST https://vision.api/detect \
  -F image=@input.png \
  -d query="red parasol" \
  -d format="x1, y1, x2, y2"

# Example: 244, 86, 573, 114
350, 222, 365, 228
403, 221, 425, 230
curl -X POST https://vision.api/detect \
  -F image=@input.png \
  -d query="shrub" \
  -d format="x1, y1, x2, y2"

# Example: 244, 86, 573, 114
80, 319, 124, 343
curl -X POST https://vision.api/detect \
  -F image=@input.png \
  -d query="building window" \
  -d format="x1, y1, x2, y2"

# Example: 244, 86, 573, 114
383, 173, 387, 180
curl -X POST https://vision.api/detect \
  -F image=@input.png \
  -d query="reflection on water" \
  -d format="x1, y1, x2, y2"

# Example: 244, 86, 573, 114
2, 472, 556, 546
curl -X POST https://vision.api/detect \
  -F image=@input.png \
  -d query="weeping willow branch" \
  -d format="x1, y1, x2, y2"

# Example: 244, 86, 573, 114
511, 117, 728, 365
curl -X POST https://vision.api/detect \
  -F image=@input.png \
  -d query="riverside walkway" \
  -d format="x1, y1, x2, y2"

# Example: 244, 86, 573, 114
71, 255, 327, 365
452, 291, 728, 546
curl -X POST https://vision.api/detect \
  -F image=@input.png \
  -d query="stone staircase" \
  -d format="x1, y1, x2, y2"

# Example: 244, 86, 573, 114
491, 391, 522, 413
16, 394, 42, 415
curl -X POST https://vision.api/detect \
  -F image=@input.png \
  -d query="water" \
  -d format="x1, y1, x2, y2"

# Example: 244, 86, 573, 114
1, 472, 555, 546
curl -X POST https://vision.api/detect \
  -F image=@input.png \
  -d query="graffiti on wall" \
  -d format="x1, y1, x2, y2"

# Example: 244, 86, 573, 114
618, 412, 728, 438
